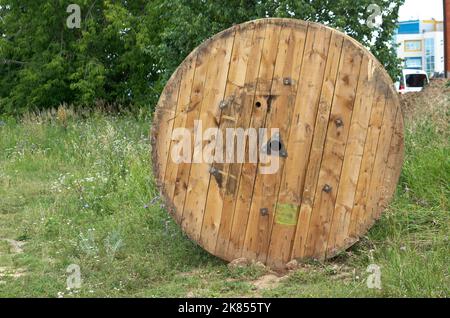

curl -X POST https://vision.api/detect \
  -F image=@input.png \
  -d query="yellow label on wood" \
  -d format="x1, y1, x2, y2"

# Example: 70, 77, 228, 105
275, 203, 299, 226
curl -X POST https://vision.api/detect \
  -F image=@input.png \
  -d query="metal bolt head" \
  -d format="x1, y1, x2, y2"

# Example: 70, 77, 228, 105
335, 118, 344, 128
260, 208, 269, 216
219, 100, 228, 109
283, 77, 292, 86
279, 149, 288, 158
209, 166, 219, 175
322, 184, 332, 193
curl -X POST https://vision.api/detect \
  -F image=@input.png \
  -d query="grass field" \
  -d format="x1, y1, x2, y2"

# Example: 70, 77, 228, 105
0, 81, 448, 298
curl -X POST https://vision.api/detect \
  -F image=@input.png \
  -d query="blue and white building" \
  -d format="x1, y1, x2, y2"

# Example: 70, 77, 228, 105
394, 19, 445, 76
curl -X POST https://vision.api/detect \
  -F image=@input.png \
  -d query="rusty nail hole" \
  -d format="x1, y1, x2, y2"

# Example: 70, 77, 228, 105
335, 118, 344, 127
323, 184, 332, 193
255, 101, 262, 108
260, 208, 269, 216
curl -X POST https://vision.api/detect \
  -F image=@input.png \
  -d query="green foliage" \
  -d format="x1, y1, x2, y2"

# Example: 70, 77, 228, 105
0, 0, 154, 114
1, 0, 404, 115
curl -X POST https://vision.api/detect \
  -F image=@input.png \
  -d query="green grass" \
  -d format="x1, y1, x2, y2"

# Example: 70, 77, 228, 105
0, 94, 448, 297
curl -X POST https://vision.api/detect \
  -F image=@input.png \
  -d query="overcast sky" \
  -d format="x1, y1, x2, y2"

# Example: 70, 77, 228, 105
398, 0, 444, 21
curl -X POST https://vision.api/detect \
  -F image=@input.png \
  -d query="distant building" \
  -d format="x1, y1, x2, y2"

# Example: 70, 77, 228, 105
394, 19, 444, 77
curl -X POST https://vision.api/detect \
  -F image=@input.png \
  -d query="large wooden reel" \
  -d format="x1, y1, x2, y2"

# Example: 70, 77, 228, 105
151, 18, 404, 269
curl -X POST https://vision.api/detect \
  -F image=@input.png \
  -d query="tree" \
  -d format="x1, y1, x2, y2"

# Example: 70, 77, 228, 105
0, 0, 153, 115
0, 0, 404, 115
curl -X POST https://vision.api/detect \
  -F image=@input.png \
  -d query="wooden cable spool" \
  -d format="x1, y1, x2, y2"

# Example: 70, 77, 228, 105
151, 18, 404, 269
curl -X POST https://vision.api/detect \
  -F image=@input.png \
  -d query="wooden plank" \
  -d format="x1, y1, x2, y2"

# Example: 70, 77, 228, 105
181, 31, 236, 241
290, 32, 345, 260
375, 109, 402, 217
152, 65, 184, 185
376, 89, 404, 216
265, 25, 336, 268
216, 23, 267, 260
172, 49, 211, 224
225, 23, 282, 260
325, 55, 376, 257
212, 24, 269, 260
269, 30, 344, 267
200, 25, 255, 253
242, 23, 310, 264
348, 78, 388, 238
381, 109, 404, 211
163, 57, 197, 216
303, 39, 363, 260
366, 92, 399, 227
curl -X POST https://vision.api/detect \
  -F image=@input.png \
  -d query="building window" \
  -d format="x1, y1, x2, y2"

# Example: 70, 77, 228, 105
425, 38, 435, 76
405, 57, 423, 69
404, 40, 422, 52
